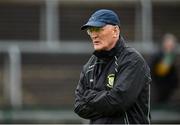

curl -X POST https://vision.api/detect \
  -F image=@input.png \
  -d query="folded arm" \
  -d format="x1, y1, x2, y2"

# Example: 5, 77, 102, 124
84, 58, 151, 115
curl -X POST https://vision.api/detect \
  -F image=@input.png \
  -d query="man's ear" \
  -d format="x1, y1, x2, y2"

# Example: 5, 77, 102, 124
113, 26, 120, 38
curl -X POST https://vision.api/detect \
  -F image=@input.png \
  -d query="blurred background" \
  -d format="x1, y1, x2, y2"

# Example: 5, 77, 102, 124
0, 0, 180, 124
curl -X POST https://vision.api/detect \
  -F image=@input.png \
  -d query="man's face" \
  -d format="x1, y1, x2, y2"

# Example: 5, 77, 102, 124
87, 25, 119, 51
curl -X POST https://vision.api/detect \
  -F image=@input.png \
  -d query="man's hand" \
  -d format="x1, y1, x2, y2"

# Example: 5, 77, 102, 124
83, 89, 97, 103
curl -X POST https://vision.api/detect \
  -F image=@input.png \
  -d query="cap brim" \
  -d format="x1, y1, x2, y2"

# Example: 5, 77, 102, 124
81, 21, 106, 30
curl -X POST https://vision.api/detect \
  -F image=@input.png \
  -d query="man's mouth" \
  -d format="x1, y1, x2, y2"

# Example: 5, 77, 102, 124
93, 41, 100, 45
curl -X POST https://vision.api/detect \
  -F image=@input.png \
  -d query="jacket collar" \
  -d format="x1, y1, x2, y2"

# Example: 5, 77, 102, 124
93, 36, 126, 59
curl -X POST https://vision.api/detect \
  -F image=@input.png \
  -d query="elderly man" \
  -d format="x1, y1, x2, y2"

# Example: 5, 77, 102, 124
74, 9, 151, 124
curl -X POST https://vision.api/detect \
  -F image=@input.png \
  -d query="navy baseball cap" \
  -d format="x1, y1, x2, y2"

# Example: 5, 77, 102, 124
81, 9, 120, 30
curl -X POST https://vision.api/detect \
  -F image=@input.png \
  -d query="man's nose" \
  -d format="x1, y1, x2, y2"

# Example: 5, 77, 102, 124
90, 32, 98, 39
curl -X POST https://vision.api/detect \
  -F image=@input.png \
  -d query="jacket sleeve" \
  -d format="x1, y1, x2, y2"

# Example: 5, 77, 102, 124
84, 56, 151, 115
74, 70, 102, 119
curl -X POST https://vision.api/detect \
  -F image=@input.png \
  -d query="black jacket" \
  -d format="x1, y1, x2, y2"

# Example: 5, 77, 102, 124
74, 37, 152, 124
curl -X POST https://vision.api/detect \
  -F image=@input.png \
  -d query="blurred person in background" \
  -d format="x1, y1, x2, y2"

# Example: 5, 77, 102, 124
150, 33, 179, 104
74, 9, 152, 124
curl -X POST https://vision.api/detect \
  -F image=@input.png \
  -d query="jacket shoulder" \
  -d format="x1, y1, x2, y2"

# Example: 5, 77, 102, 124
118, 47, 150, 73
119, 47, 145, 63
118, 47, 152, 82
